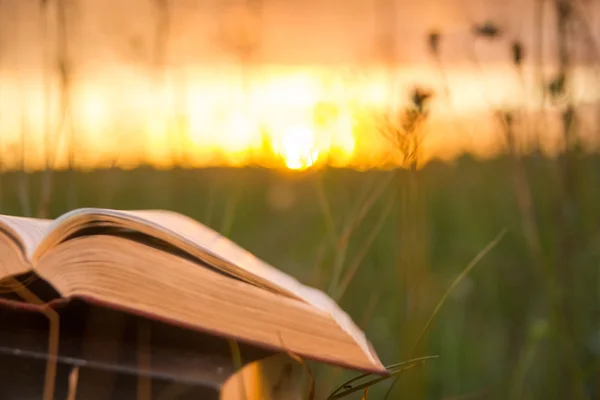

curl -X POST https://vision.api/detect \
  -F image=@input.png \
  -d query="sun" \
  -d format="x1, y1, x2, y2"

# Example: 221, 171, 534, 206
274, 126, 320, 170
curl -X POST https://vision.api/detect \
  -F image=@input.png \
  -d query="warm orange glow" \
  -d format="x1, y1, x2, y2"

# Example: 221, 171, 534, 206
1, 65, 599, 171
274, 126, 320, 170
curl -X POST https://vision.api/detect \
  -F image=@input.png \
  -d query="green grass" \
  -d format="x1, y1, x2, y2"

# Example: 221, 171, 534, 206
2, 152, 600, 399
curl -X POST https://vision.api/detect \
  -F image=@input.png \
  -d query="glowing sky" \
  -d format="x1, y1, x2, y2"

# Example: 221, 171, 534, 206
0, 0, 599, 170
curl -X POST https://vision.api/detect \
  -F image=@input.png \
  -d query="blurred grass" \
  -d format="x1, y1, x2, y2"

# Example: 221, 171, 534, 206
2, 152, 600, 399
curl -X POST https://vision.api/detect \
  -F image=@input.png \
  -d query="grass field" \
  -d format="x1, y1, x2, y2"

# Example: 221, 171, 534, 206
2, 152, 599, 399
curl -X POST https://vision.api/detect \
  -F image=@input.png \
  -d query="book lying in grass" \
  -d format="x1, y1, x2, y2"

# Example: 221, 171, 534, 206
0, 208, 385, 374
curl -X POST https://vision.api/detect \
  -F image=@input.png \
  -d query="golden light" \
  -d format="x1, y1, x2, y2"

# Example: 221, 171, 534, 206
317, 110, 356, 167
1, 63, 587, 171
274, 125, 320, 170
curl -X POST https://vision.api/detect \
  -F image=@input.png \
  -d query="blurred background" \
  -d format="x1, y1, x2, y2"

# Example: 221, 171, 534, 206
1, 0, 600, 398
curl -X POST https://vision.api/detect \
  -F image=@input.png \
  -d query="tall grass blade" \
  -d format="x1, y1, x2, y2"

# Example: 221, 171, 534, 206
327, 355, 439, 399
383, 229, 507, 399
413, 228, 507, 354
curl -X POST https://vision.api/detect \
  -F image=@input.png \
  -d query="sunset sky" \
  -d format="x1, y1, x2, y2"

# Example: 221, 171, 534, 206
0, 0, 599, 170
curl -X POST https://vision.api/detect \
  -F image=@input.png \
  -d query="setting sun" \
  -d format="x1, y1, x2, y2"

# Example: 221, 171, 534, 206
1, 64, 594, 172
274, 126, 320, 170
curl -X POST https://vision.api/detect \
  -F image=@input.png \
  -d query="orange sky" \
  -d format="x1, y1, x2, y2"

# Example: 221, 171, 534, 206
0, 0, 599, 170
1, 0, 582, 67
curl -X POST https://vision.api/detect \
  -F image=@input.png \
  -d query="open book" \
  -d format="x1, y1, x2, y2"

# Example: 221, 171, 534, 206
0, 208, 385, 375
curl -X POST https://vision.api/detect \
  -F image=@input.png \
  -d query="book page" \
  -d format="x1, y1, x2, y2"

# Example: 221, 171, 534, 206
40, 208, 311, 300
0, 232, 31, 278
127, 210, 315, 297
125, 210, 378, 365
0, 216, 52, 261
36, 234, 384, 373
36, 208, 379, 366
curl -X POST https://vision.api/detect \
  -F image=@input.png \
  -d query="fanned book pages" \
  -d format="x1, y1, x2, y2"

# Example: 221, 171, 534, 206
0, 208, 386, 375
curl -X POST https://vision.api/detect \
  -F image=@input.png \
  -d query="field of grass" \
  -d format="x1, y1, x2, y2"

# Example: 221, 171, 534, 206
2, 153, 600, 399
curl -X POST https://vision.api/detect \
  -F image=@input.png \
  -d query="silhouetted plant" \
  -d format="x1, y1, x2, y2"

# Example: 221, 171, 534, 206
410, 87, 433, 115
58, 0, 78, 210
38, 0, 76, 216
472, 21, 501, 39
549, 73, 566, 99
427, 31, 441, 56
377, 86, 433, 167
375, 86, 434, 399
38, 0, 53, 218
511, 40, 524, 67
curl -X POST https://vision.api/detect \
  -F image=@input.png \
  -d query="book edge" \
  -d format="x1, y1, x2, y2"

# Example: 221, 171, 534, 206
85, 294, 387, 374
6, 207, 387, 373
0, 290, 386, 374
